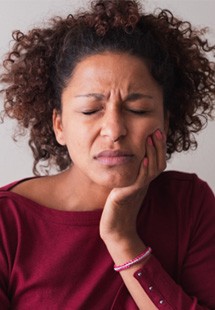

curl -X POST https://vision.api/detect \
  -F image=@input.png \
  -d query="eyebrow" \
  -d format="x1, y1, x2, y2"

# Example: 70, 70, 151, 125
126, 93, 153, 101
75, 92, 153, 101
75, 93, 105, 100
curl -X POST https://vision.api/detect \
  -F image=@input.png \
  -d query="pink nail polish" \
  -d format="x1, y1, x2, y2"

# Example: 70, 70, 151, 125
147, 136, 153, 145
143, 158, 148, 167
155, 129, 163, 140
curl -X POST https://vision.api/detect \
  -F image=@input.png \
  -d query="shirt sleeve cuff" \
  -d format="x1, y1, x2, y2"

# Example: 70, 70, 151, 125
133, 255, 202, 309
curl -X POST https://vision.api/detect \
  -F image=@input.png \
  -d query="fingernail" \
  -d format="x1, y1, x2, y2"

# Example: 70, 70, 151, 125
147, 136, 153, 146
143, 157, 148, 167
155, 129, 163, 140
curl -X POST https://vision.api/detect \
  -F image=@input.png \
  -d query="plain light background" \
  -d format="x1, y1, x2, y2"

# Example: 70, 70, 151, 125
0, 0, 214, 191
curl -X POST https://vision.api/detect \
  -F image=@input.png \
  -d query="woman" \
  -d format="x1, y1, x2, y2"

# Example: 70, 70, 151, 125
0, 0, 214, 309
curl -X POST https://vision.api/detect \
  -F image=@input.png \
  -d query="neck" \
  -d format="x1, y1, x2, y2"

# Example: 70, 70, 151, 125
54, 166, 111, 211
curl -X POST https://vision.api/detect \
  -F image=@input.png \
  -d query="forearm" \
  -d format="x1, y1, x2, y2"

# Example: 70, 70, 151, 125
103, 235, 212, 310
104, 236, 158, 310
99, 133, 214, 309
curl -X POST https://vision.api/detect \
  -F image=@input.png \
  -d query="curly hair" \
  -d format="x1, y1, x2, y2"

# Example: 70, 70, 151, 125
0, 0, 214, 175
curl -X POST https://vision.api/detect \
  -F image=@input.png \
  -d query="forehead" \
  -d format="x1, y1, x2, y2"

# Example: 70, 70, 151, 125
66, 52, 161, 91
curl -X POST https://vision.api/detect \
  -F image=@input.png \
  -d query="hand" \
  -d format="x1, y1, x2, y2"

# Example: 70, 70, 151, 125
99, 129, 166, 247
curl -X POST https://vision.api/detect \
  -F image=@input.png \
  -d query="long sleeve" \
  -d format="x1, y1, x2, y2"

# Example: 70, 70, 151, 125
0, 173, 214, 309
0, 258, 10, 309
134, 174, 215, 309
134, 256, 211, 309
0, 198, 12, 310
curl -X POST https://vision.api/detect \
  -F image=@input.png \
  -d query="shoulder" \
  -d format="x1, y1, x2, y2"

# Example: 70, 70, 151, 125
0, 174, 64, 212
155, 170, 201, 182
0, 177, 47, 213
0, 179, 25, 202
0, 177, 36, 199
149, 170, 214, 208
0, 178, 32, 213
0, 177, 53, 231
152, 170, 212, 193
149, 170, 214, 214
144, 171, 215, 239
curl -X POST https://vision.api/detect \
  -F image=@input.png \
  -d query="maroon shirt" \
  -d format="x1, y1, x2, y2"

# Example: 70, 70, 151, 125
0, 171, 215, 309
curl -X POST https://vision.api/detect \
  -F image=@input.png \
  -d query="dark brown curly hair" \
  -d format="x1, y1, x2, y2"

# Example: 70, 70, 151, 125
0, 0, 214, 174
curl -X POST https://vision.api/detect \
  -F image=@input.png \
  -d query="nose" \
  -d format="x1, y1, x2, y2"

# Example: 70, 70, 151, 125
100, 108, 127, 142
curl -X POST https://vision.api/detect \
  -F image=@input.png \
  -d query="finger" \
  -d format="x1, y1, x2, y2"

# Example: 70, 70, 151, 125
129, 135, 158, 190
152, 129, 167, 172
145, 135, 158, 181
130, 156, 148, 190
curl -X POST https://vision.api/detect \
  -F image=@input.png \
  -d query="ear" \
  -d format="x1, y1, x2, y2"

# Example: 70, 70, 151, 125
52, 109, 66, 146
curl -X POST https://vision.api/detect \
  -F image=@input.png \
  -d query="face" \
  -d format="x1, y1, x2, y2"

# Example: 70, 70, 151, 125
53, 52, 168, 188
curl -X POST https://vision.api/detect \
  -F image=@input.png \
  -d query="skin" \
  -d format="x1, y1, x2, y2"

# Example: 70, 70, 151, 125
12, 52, 168, 309
53, 52, 168, 309
54, 51, 167, 199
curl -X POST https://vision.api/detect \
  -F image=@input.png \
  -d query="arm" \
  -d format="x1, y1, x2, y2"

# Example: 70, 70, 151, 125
0, 202, 11, 310
100, 129, 165, 310
100, 130, 215, 309
0, 287, 9, 310
132, 177, 215, 309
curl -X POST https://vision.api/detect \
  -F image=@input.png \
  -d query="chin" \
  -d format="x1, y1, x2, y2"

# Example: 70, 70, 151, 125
95, 171, 137, 189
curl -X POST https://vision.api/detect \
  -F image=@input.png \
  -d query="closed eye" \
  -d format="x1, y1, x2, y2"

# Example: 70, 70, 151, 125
82, 109, 100, 115
82, 109, 149, 115
127, 109, 148, 115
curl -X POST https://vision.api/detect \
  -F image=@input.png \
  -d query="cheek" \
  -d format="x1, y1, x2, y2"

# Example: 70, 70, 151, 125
64, 125, 91, 155
136, 118, 164, 139
133, 116, 165, 151
148, 112, 166, 133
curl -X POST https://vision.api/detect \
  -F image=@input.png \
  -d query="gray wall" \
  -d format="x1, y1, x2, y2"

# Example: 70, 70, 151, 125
0, 0, 214, 191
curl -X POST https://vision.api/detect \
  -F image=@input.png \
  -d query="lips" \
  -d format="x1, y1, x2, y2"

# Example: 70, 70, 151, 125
94, 150, 134, 166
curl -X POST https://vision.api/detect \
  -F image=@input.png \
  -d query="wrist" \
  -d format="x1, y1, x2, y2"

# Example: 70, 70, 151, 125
114, 247, 152, 272
100, 225, 138, 243
104, 235, 147, 267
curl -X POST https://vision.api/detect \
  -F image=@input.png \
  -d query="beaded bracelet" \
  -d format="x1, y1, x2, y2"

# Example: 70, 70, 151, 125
114, 247, 152, 272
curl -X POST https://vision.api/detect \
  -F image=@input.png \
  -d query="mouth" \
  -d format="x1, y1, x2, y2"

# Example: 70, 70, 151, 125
94, 150, 134, 166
